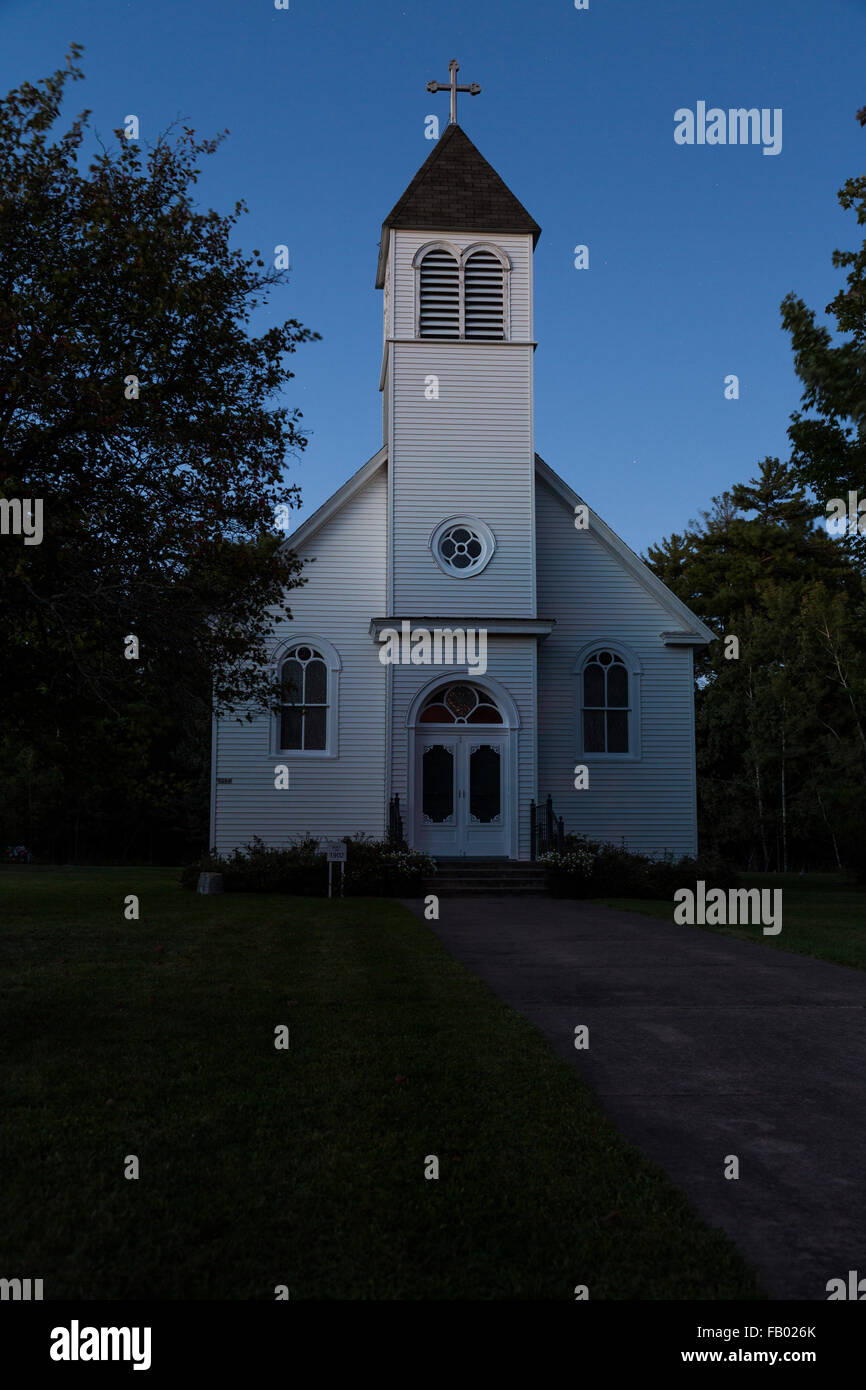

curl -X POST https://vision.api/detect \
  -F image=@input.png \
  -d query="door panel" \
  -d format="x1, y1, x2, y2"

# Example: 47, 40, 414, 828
468, 743, 502, 825
421, 744, 455, 824
414, 733, 508, 856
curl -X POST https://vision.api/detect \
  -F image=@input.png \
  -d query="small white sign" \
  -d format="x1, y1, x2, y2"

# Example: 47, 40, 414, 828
324, 841, 347, 863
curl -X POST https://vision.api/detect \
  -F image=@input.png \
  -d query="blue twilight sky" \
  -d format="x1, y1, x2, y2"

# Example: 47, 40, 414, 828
1, 0, 864, 555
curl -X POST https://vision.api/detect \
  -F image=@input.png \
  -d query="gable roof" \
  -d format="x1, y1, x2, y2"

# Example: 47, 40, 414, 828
280, 445, 387, 553
376, 124, 541, 287
280, 444, 715, 648
534, 454, 716, 646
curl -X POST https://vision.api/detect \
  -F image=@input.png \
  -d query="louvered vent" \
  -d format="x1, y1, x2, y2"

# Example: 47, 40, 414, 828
464, 250, 505, 339
419, 250, 459, 338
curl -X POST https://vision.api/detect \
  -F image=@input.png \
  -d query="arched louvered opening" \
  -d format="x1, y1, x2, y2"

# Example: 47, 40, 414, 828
419, 249, 460, 338
464, 249, 505, 339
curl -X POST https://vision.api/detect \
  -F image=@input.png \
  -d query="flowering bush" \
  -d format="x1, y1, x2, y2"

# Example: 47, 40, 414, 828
181, 834, 434, 897
541, 835, 738, 899
342, 837, 434, 896
3, 845, 31, 864
538, 846, 595, 877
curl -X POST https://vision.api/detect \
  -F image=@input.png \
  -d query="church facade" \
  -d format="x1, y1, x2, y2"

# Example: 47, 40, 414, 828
210, 120, 714, 862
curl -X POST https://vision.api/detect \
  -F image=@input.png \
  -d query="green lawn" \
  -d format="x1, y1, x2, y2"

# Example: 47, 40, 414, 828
592, 873, 866, 971
0, 867, 764, 1300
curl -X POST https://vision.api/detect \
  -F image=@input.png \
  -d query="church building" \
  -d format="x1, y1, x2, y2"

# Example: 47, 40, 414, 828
210, 73, 714, 862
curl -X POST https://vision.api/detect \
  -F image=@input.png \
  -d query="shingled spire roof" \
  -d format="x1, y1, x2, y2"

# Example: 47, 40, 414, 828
375, 124, 541, 286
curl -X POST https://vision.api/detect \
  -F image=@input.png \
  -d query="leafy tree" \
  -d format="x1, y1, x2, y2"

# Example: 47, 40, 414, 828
646, 459, 866, 870
0, 45, 318, 752
780, 104, 866, 562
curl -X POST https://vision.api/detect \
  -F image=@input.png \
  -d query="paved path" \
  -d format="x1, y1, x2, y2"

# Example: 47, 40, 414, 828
402, 896, 866, 1300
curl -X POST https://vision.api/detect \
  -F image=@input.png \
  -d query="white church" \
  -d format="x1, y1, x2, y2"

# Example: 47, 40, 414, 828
210, 75, 713, 863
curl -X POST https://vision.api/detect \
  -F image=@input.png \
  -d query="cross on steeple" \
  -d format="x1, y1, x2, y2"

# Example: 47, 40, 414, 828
426, 59, 481, 126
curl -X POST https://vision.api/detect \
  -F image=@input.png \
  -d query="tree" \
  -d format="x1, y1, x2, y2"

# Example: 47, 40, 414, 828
780, 104, 866, 563
645, 458, 866, 870
0, 46, 319, 754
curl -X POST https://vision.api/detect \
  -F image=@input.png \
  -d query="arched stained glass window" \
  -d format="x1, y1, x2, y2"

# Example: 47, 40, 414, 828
419, 683, 503, 725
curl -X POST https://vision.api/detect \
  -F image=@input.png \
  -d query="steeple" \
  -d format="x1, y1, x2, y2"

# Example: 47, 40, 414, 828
375, 124, 540, 288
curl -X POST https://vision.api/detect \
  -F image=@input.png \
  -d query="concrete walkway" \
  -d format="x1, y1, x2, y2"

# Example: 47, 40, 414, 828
402, 896, 866, 1300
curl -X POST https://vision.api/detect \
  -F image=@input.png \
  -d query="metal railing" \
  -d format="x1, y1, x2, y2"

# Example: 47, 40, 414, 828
388, 794, 406, 849
530, 795, 564, 860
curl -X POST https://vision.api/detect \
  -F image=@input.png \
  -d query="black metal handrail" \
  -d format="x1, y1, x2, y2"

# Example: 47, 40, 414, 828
388, 794, 406, 849
530, 794, 564, 860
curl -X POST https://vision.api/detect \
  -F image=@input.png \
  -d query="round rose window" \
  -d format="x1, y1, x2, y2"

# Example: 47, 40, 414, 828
430, 516, 496, 578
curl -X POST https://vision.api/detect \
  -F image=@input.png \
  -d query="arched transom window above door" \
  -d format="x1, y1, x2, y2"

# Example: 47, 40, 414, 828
414, 241, 511, 340
419, 683, 503, 725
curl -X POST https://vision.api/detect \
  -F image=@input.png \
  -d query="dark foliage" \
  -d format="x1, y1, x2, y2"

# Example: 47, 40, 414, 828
181, 835, 435, 897
543, 835, 739, 900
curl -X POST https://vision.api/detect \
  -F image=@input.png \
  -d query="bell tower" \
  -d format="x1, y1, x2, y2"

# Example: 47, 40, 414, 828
376, 101, 542, 621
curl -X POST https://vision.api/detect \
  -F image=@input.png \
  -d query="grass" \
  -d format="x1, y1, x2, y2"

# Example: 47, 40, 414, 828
0, 866, 765, 1300
591, 873, 866, 971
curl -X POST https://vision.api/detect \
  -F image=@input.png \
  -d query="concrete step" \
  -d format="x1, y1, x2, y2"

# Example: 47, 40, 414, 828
427, 872, 547, 883
434, 856, 513, 860
422, 885, 550, 897
433, 859, 541, 868
424, 859, 549, 896
430, 871, 548, 877
422, 872, 549, 897
428, 878, 547, 889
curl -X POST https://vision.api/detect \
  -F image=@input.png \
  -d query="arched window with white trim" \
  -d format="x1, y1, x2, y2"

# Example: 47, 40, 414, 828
274, 637, 341, 757
574, 642, 642, 760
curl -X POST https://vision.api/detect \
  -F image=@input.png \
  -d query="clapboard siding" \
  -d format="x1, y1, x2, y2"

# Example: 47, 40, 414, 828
535, 476, 699, 857
381, 355, 390, 448
212, 468, 387, 853
392, 230, 533, 342
389, 340, 535, 615
389, 638, 538, 859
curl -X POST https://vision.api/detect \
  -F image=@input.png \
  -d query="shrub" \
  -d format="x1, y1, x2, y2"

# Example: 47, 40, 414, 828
180, 834, 435, 897
541, 835, 739, 900
842, 840, 866, 885
341, 834, 435, 896
3, 845, 32, 864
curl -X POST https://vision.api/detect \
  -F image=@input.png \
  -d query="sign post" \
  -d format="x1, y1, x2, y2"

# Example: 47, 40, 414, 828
324, 840, 347, 898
